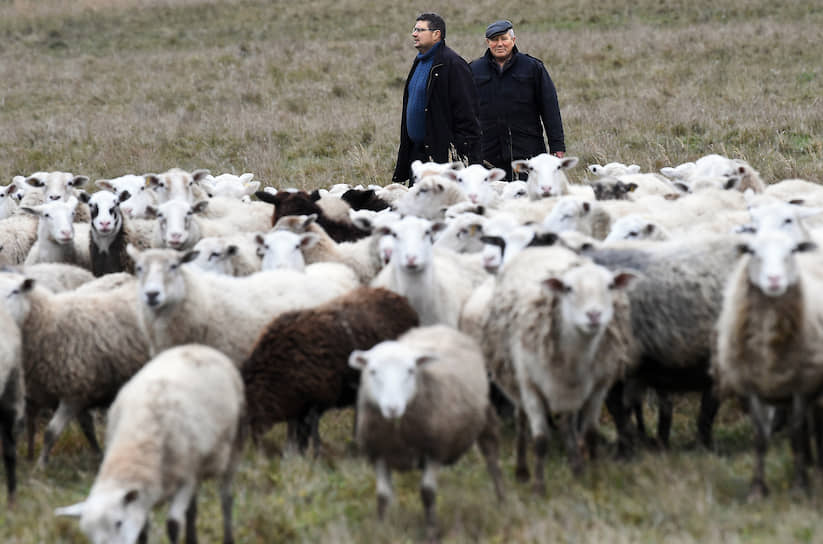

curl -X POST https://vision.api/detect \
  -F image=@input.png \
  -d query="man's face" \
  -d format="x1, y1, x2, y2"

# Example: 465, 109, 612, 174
487, 32, 515, 62
413, 20, 440, 53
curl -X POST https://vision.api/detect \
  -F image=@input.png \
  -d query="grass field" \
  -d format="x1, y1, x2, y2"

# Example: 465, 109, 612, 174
1, 0, 823, 542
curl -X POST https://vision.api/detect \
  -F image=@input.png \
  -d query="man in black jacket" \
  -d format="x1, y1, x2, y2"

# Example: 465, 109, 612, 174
392, 12, 481, 186
470, 20, 565, 180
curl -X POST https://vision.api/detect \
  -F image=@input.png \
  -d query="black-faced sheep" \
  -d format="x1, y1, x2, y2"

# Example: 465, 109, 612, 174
256, 189, 367, 243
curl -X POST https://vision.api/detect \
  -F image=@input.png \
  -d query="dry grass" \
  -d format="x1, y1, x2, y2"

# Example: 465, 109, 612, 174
1, 0, 823, 541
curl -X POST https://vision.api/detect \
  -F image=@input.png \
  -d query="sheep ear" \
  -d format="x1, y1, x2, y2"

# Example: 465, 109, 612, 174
119, 190, 132, 203
180, 250, 200, 264
511, 160, 528, 174
487, 168, 506, 183
55, 501, 86, 518
300, 232, 320, 249
70, 175, 89, 188
144, 174, 160, 188
415, 354, 437, 367
348, 351, 368, 370
26, 176, 45, 187
441, 170, 459, 182
559, 157, 579, 170
611, 271, 638, 290
244, 181, 260, 195
21, 206, 41, 217
795, 241, 818, 253
96, 179, 114, 192
192, 201, 209, 214
626, 182, 638, 192
480, 235, 505, 250
77, 190, 90, 204
542, 277, 567, 293
255, 190, 277, 204
431, 221, 447, 234
192, 169, 210, 183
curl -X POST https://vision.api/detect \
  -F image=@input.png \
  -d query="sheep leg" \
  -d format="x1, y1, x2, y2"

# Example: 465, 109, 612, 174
747, 395, 771, 500
137, 521, 149, 544
605, 381, 633, 460
520, 386, 550, 495
76, 410, 102, 456
184, 494, 198, 544
166, 480, 197, 544
38, 401, 79, 467
375, 458, 392, 520
560, 411, 584, 476
655, 391, 673, 449
813, 405, 823, 469
514, 407, 530, 482
476, 405, 505, 501
0, 405, 17, 505
420, 458, 440, 541
25, 402, 38, 461
789, 394, 811, 495
219, 469, 236, 544
696, 388, 719, 450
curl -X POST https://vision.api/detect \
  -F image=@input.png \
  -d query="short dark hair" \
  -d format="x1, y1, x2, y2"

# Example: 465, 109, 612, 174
417, 12, 445, 40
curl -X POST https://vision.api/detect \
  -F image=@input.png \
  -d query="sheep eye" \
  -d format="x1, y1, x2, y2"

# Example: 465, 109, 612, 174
115, 520, 122, 531
628, 231, 637, 238
418, 188, 428, 194
210, 252, 220, 260
170, 264, 178, 271
135, 266, 143, 274
783, 218, 793, 225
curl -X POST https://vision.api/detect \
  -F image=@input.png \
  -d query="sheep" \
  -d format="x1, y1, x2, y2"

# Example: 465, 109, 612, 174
55, 344, 245, 544
765, 178, 823, 208
242, 287, 419, 452
589, 176, 638, 201
0, 273, 151, 466
373, 183, 409, 206
145, 167, 210, 204
128, 245, 359, 362
148, 199, 231, 250
97, 175, 159, 220
511, 153, 579, 200
349, 325, 504, 536
542, 196, 614, 240
409, 158, 464, 185
200, 172, 260, 200
605, 214, 672, 243
394, 174, 468, 220
340, 188, 391, 212
713, 230, 823, 498
24, 171, 91, 222
371, 215, 489, 327
0, 306, 23, 507
432, 212, 486, 253
499, 180, 529, 200
0, 182, 20, 219
188, 234, 261, 276
588, 162, 642, 177
84, 189, 154, 276
9, 262, 95, 292
255, 189, 366, 243
22, 196, 92, 269
482, 246, 636, 492
584, 234, 747, 449
442, 163, 506, 207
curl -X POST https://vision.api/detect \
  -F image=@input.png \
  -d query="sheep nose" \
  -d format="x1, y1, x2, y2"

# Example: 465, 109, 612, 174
49, 194, 61, 201
405, 256, 417, 267
170, 232, 182, 241
469, 194, 479, 203
586, 310, 602, 324
767, 275, 781, 287
144, 290, 160, 307
60, 229, 72, 239
99, 220, 111, 229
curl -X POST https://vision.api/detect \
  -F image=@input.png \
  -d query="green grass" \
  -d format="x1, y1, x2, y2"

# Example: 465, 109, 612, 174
2, 0, 823, 541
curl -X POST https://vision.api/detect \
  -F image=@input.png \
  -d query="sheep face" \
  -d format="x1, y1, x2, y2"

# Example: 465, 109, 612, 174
89, 190, 126, 235
747, 202, 821, 243
145, 168, 209, 205
543, 264, 636, 335
256, 229, 318, 272
382, 216, 444, 273
0, 182, 18, 219
97, 175, 155, 219
22, 196, 78, 245
349, 341, 436, 419
541, 196, 590, 235
189, 237, 238, 276
201, 173, 259, 200
26, 171, 88, 202
56, 488, 148, 544
605, 214, 658, 242
395, 174, 461, 220
444, 164, 505, 206
130, 246, 198, 310
513, 153, 578, 199
410, 159, 463, 185
152, 199, 208, 250
500, 180, 528, 200
0, 275, 34, 325
738, 231, 817, 297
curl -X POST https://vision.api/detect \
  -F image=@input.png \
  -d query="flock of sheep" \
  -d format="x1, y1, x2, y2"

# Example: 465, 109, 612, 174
0, 152, 822, 542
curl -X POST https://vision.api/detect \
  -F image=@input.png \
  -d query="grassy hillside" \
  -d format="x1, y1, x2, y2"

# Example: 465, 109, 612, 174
1, 0, 823, 542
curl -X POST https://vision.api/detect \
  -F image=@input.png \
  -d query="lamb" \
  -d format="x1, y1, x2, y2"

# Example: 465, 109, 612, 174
255, 189, 366, 242
0, 306, 23, 507
542, 196, 614, 240
188, 234, 261, 276
713, 230, 823, 498
242, 287, 419, 452
84, 189, 154, 276
349, 325, 504, 536
128, 245, 359, 362
0, 273, 151, 465
22, 196, 92, 269
55, 344, 246, 544
482, 246, 636, 493
371, 215, 490, 327
511, 153, 580, 199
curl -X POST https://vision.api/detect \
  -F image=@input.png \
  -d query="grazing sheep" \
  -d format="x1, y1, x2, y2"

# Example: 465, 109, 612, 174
128, 245, 359, 362
349, 325, 505, 536
55, 344, 245, 544
483, 246, 636, 493
242, 287, 419, 452
713, 230, 823, 498
0, 306, 23, 507
256, 189, 366, 243
0, 274, 150, 465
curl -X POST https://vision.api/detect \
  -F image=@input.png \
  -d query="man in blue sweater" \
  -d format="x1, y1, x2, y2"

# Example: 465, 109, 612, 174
470, 20, 566, 181
392, 12, 481, 186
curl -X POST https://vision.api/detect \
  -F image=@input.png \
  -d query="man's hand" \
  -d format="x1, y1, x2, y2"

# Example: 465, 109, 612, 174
552, 151, 565, 158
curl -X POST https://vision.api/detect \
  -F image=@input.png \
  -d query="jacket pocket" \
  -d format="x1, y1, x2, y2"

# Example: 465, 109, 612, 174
511, 74, 535, 104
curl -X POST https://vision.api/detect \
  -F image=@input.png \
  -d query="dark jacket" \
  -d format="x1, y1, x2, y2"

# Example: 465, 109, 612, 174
470, 46, 564, 173
392, 42, 481, 183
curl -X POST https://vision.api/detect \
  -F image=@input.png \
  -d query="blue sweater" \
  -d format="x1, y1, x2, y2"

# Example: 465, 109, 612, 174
405, 42, 441, 144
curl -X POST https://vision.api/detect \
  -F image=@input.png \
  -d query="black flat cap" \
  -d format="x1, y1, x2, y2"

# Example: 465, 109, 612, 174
485, 20, 513, 39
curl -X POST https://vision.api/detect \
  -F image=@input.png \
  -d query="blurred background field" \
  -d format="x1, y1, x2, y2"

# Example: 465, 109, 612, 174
1, 0, 822, 542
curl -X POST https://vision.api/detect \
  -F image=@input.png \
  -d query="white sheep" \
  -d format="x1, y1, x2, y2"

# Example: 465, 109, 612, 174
200, 172, 260, 200
0, 182, 20, 219
542, 196, 614, 240
55, 344, 245, 544
499, 180, 529, 200
145, 167, 210, 204
511, 153, 579, 200
128, 245, 359, 362
714, 230, 823, 498
22, 196, 92, 269
588, 162, 642, 177
432, 212, 486, 253
605, 213, 672, 242
409, 159, 464, 185
371, 215, 489, 327
482, 246, 636, 493
349, 325, 504, 536
188, 234, 261, 276
96, 175, 158, 220
394, 174, 467, 220
442, 163, 506, 207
